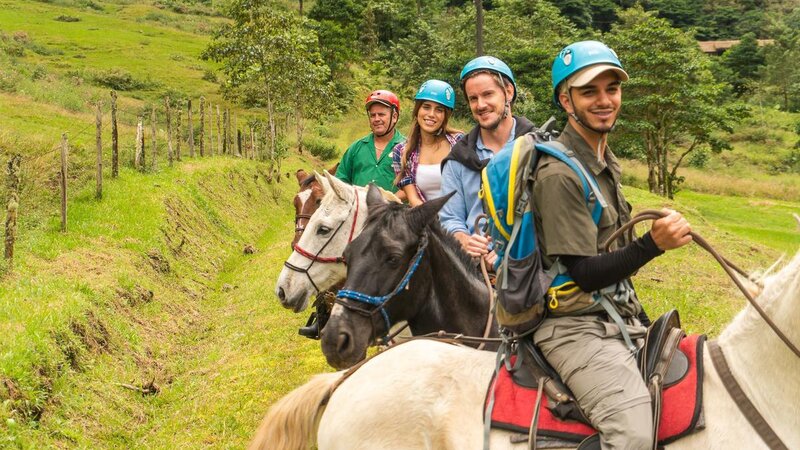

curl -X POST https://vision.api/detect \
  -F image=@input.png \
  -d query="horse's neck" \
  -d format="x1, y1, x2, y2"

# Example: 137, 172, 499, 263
408, 232, 490, 336
716, 289, 800, 430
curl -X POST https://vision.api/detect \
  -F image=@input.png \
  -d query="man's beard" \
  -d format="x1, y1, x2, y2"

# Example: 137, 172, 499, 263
573, 108, 616, 134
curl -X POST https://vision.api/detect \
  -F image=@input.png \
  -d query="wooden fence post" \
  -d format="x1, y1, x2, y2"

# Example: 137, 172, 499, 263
151, 107, 157, 170
166, 97, 174, 166
216, 105, 222, 156
187, 99, 194, 158
199, 97, 205, 157
176, 106, 182, 162
135, 117, 144, 170
95, 102, 102, 199
5, 154, 21, 265
254, 130, 259, 160
222, 108, 228, 154
110, 90, 119, 178
208, 103, 214, 156
234, 113, 240, 156
237, 129, 242, 157
228, 110, 234, 155
60, 133, 68, 232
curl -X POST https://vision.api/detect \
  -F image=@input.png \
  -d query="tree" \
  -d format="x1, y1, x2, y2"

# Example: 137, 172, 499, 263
475, 0, 485, 56
761, 11, 800, 111
203, 0, 333, 165
606, 6, 749, 198
720, 33, 765, 96
555, 0, 593, 29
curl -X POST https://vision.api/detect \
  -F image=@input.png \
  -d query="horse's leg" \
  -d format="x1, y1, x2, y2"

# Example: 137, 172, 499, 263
249, 371, 342, 450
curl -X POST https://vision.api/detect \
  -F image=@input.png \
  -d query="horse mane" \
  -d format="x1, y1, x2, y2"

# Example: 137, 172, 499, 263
365, 202, 481, 278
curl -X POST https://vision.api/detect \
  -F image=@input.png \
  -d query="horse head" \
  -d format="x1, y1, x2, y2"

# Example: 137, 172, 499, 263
292, 170, 325, 249
276, 171, 363, 312
321, 186, 453, 369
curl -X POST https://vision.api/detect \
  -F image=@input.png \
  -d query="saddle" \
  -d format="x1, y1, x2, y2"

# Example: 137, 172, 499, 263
489, 310, 704, 448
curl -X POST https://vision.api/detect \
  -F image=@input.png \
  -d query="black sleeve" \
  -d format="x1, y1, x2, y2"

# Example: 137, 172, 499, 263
559, 232, 664, 292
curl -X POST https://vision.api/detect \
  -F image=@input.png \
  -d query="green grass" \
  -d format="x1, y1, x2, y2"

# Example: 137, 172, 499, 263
0, 155, 329, 449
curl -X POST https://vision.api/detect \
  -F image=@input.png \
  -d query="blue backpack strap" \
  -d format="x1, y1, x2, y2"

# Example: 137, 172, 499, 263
534, 142, 607, 225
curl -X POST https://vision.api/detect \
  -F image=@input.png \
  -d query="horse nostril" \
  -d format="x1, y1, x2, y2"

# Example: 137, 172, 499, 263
277, 287, 286, 302
337, 332, 351, 354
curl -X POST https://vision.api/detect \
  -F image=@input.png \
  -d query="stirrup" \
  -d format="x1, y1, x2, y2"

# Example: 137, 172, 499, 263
298, 312, 321, 339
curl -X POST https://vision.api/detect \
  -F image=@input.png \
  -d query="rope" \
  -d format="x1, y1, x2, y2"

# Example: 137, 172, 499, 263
604, 209, 800, 359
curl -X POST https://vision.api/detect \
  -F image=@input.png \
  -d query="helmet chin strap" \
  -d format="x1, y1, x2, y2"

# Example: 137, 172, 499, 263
375, 109, 398, 138
565, 90, 616, 161
484, 98, 511, 132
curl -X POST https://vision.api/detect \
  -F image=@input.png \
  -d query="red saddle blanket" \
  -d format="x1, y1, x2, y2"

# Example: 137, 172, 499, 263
486, 334, 705, 444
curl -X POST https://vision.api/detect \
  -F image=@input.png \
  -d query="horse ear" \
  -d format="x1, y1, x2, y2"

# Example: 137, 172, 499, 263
328, 162, 340, 175
407, 191, 455, 233
366, 183, 387, 209
314, 171, 331, 194
324, 170, 352, 202
295, 169, 309, 185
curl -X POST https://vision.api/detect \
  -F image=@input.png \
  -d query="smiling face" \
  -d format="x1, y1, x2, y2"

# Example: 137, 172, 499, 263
367, 103, 395, 136
559, 70, 622, 134
464, 72, 513, 130
416, 101, 447, 135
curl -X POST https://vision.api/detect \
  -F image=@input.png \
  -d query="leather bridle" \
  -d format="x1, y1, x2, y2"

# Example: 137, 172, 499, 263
336, 232, 429, 344
283, 187, 360, 293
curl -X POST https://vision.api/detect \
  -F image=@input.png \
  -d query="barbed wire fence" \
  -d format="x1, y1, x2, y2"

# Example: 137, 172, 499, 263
3, 89, 295, 271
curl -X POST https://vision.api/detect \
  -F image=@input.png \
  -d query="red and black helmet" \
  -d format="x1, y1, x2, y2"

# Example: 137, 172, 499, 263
365, 90, 400, 112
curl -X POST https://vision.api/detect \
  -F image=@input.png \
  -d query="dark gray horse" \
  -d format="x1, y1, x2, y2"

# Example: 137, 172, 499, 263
321, 185, 497, 369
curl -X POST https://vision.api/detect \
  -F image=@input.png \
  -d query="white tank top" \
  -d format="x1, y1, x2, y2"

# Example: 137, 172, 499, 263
416, 164, 442, 201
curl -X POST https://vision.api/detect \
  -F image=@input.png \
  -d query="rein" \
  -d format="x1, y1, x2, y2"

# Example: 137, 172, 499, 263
336, 232, 429, 342
283, 187, 360, 292
606, 210, 797, 449
604, 209, 800, 359
475, 213, 496, 351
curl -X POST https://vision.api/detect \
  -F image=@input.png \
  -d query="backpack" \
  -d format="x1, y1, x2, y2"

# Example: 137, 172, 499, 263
479, 119, 607, 334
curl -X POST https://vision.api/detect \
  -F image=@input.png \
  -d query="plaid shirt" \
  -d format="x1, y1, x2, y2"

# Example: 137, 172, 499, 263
391, 132, 463, 201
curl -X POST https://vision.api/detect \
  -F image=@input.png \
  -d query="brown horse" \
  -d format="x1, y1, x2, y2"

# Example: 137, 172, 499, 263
292, 164, 338, 338
291, 164, 338, 249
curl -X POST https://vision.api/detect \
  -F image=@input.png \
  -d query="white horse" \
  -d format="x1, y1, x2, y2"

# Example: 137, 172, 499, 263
253, 251, 800, 450
276, 172, 398, 312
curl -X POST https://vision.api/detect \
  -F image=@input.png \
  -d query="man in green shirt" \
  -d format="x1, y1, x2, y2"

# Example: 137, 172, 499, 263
335, 90, 405, 194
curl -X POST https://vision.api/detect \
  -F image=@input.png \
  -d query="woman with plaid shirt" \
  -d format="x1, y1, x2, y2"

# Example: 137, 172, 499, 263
392, 80, 463, 207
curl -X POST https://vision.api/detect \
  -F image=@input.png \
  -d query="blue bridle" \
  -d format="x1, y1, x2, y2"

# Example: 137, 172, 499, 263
336, 232, 429, 339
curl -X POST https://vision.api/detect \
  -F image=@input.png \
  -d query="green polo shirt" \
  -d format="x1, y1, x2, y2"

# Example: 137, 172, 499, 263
335, 131, 405, 192
532, 123, 633, 260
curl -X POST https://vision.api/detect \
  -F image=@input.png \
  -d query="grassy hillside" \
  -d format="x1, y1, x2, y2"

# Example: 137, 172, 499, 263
1, 155, 332, 448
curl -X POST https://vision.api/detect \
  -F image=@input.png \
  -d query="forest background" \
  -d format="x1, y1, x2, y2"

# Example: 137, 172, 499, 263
0, 0, 799, 448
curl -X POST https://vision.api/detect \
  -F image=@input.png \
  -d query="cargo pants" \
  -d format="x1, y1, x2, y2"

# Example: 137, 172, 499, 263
534, 315, 652, 450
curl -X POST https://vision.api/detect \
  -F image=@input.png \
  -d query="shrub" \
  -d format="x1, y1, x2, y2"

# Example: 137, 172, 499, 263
90, 69, 152, 91
303, 137, 338, 160
54, 15, 81, 22
315, 124, 336, 138
201, 68, 217, 83
748, 128, 770, 143
688, 149, 710, 168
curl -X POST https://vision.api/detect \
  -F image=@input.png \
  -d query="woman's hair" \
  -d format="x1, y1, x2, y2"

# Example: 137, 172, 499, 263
394, 100, 462, 186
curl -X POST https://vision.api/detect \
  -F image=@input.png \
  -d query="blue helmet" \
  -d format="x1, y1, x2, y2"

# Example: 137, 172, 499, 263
415, 79, 456, 110
551, 40, 628, 107
459, 56, 517, 101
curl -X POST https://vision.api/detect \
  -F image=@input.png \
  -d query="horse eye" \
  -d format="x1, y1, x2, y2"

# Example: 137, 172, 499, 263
316, 225, 332, 236
315, 198, 322, 206
386, 255, 401, 266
